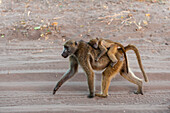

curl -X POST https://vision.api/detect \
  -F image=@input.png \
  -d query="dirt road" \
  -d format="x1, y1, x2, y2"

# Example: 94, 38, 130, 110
0, 0, 170, 113
0, 39, 169, 113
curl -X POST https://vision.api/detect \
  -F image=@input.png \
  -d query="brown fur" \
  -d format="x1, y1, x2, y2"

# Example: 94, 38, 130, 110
53, 40, 148, 98
88, 38, 129, 73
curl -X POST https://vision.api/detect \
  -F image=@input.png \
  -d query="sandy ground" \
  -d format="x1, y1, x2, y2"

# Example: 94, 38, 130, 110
0, 0, 170, 113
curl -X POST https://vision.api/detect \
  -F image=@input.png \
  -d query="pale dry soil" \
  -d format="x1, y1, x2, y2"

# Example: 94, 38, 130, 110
0, 0, 170, 113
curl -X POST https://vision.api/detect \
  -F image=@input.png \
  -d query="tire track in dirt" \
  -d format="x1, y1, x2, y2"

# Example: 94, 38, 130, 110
1, 104, 169, 113
0, 72, 169, 113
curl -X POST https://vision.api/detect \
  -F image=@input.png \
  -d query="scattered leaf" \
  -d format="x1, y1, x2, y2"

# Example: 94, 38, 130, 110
45, 32, 52, 35
145, 14, 150, 17
40, 34, 44, 37
46, 29, 52, 34
34, 26, 41, 30
45, 36, 49, 40
80, 25, 84, 27
128, 14, 133, 17
51, 22, 58, 26
133, 9, 137, 12
129, 21, 133, 24
1, 34, 4, 38
21, 21, 26, 24
143, 20, 148, 25
103, 5, 108, 9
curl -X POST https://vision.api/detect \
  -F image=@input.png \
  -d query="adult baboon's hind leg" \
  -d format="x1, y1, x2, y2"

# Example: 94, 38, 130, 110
95, 60, 123, 98
120, 65, 143, 95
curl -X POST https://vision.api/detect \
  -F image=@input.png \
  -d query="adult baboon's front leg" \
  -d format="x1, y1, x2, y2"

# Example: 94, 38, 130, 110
53, 56, 78, 95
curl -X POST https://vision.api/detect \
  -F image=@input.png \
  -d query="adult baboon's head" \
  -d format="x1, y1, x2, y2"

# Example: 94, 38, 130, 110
61, 40, 79, 58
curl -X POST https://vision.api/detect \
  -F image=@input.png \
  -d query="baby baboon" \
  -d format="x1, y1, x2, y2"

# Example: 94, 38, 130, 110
88, 38, 128, 73
53, 40, 148, 98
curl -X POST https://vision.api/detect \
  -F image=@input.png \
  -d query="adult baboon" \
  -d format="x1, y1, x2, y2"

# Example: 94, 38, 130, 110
53, 40, 148, 98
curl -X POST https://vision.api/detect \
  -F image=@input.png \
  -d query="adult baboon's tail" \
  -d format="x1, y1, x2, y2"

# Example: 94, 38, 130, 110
124, 44, 149, 82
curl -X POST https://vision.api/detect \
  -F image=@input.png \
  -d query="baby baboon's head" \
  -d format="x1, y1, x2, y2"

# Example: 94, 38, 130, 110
88, 38, 99, 49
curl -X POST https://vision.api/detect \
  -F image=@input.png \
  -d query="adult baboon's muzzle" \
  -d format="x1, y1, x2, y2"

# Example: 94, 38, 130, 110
61, 52, 68, 58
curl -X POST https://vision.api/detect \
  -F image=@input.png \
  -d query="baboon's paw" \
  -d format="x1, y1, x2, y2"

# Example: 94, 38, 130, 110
53, 89, 57, 95
95, 93, 108, 98
87, 94, 95, 98
53, 90, 56, 95
134, 90, 143, 95
53, 87, 59, 95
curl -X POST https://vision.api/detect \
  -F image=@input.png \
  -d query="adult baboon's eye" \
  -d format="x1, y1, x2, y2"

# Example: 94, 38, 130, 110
64, 46, 68, 49
65, 46, 71, 52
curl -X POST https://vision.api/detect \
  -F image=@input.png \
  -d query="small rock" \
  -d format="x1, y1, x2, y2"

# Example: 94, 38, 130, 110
165, 43, 168, 45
